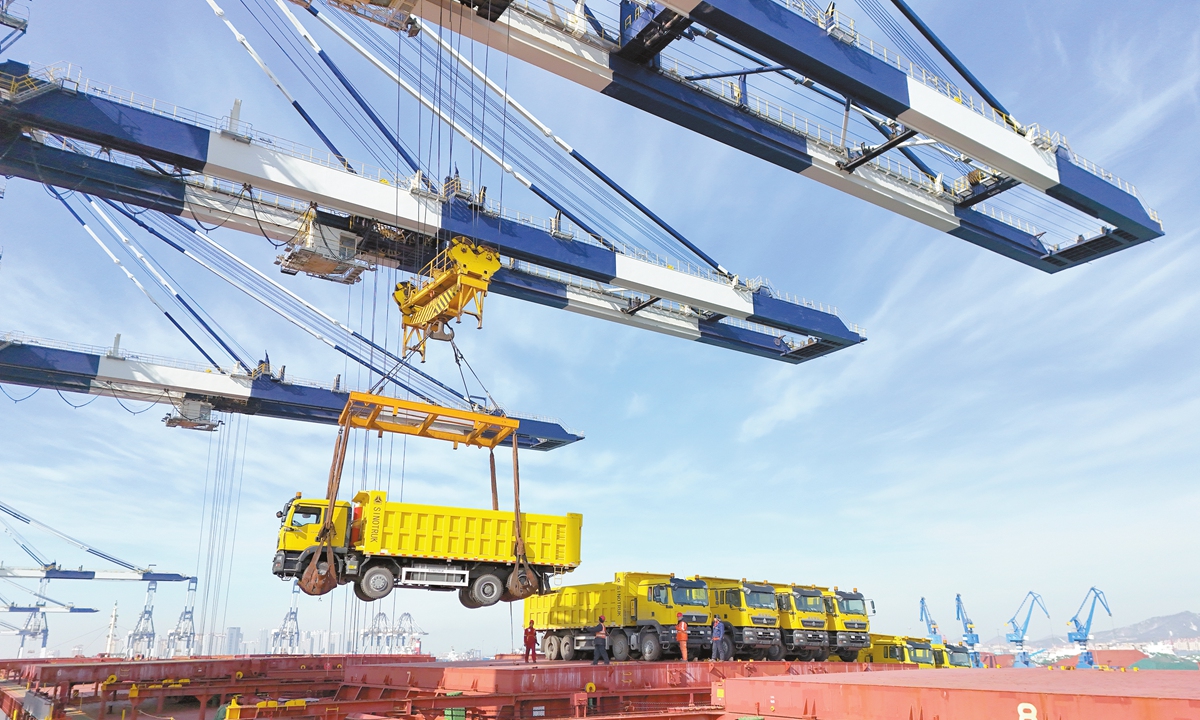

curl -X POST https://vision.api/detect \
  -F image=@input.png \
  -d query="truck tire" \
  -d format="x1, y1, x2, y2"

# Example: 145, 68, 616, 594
559, 633, 576, 661
353, 582, 373, 603
356, 565, 394, 601
458, 587, 482, 609
610, 631, 631, 661
813, 647, 830, 662
766, 642, 785, 661
469, 573, 503, 607
837, 649, 859, 663
541, 633, 560, 661
639, 632, 662, 662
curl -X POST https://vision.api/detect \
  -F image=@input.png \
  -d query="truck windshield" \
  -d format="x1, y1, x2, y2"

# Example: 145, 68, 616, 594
838, 598, 867, 615
947, 650, 972, 667
672, 587, 708, 606
909, 647, 933, 664
291, 506, 322, 527
794, 594, 824, 612
745, 590, 776, 609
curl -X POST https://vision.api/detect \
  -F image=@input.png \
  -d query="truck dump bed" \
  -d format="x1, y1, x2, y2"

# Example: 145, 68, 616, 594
524, 582, 624, 629
354, 491, 582, 569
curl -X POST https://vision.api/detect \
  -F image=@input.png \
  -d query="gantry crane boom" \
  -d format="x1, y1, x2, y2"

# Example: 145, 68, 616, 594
0, 64, 862, 363
312, 0, 1161, 272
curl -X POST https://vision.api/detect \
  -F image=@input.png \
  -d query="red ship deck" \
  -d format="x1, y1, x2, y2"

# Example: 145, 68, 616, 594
718, 667, 1200, 720
4, 656, 1197, 720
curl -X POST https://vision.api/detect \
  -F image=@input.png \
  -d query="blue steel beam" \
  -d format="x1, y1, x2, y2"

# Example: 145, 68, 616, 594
0, 80, 863, 352
644, 0, 1162, 245
0, 340, 582, 450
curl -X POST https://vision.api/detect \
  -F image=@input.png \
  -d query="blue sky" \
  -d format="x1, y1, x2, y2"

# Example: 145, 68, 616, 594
1, 0, 1197, 657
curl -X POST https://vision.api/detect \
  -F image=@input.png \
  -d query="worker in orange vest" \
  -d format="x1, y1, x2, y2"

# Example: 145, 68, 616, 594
523, 620, 538, 663
675, 613, 689, 662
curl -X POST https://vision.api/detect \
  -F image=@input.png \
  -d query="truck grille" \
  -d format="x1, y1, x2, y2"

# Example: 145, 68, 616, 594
801, 619, 825, 629
751, 615, 777, 626
844, 621, 867, 630
682, 614, 708, 624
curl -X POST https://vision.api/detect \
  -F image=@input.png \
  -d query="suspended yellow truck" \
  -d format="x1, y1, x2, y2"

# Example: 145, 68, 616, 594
273, 490, 582, 607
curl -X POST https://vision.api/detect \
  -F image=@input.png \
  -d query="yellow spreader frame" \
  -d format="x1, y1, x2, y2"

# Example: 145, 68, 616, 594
393, 238, 501, 362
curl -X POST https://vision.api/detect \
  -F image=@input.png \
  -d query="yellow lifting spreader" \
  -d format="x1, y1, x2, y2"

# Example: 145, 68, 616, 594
338, 391, 519, 450
393, 237, 501, 361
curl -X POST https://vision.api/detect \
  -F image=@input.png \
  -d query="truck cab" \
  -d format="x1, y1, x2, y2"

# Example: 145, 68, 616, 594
773, 583, 831, 660
699, 577, 782, 660
632, 574, 711, 659
934, 642, 973, 668
858, 633, 935, 667
822, 588, 871, 661
271, 494, 351, 577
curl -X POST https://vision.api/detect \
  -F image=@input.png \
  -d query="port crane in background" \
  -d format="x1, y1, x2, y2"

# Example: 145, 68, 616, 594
319, 0, 1161, 272
954, 593, 982, 668
1067, 586, 1111, 670
1005, 591, 1049, 668
0, 499, 191, 655
0, 581, 97, 657
918, 597, 942, 643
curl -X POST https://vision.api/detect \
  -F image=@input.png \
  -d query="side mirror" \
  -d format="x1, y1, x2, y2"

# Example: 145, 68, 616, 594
276, 511, 284, 519
869, 600, 877, 615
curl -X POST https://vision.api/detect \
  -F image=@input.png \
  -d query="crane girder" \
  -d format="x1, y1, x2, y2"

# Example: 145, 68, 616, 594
317, 0, 1161, 271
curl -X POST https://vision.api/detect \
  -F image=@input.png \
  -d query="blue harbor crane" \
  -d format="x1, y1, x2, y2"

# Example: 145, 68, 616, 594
1067, 587, 1111, 669
1005, 591, 1050, 668
955, 593, 983, 668
919, 597, 942, 643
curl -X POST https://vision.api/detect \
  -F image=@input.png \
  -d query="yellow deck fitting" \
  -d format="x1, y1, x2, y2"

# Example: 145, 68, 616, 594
393, 237, 500, 361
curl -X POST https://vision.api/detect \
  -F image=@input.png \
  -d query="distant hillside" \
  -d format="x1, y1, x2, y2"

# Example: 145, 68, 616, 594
1014, 611, 1200, 647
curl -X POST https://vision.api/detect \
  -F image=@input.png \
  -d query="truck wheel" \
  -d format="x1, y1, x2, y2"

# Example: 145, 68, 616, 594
458, 587, 482, 609
766, 643, 785, 661
541, 634, 560, 661
353, 582, 373, 602
469, 573, 503, 607
750, 648, 768, 661
611, 631, 631, 661
837, 650, 860, 663
639, 632, 662, 662
559, 633, 576, 661
356, 566, 394, 601
813, 647, 830, 662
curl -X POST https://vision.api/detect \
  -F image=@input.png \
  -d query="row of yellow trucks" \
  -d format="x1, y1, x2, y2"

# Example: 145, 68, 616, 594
269, 492, 965, 667
523, 572, 872, 662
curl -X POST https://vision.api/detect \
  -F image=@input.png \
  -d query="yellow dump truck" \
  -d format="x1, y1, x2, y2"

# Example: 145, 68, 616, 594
858, 633, 936, 667
699, 577, 783, 660
822, 588, 872, 661
272, 490, 582, 608
773, 583, 832, 661
524, 572, 712, 661
933, 641, 973, 668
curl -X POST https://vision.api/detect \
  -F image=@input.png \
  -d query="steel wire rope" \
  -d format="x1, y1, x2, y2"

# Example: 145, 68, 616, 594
348, 19, 702, 265
0, 385, 39, 402
96, 199, 252, 366
217, 416, 250, 635
137, 211, 470, 407
244, 0, 400, 166
53, 388, 99, 409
